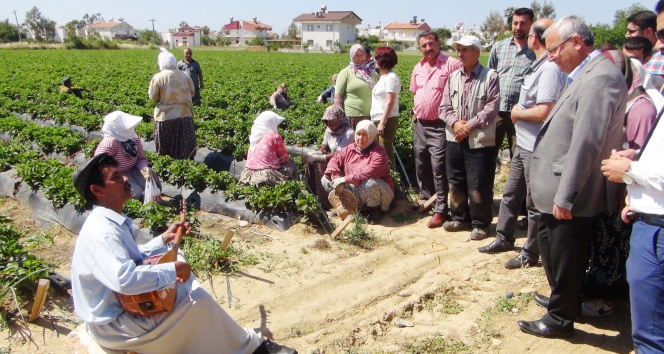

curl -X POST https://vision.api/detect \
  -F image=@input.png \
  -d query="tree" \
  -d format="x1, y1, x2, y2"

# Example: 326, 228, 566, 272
0, 19, 19, 43
590, 3, 649, 48
287, 22, 298, 38
137, 29, 163, 45
531, 0, 556, 19
179, 21, 188, 28
481, 10, 506, 48
201, 26, 210, 35
81, 13, 103, 26
201, 34, 212, 46
504, 7, 516, 25
434, 27, 452, 48
24, 6, 56, 41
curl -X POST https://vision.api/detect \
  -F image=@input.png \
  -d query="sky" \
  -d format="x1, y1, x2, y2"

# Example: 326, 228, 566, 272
1, 0, 647, 36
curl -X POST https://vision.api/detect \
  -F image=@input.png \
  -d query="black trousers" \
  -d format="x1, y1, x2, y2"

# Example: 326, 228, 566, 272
446, 139, 495, 229
539, 213, 594, 329
494, 111, 516, 160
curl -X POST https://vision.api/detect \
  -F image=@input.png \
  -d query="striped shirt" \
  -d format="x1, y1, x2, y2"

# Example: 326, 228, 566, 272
488, 37, 535, 112
410, 52, 462, 120
94, 137, 149, 173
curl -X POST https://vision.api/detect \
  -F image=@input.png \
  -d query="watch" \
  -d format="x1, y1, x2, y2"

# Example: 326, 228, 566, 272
621, 171, 635, 185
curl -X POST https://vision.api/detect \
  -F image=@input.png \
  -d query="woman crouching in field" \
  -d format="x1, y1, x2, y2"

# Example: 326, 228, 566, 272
239, 111, 300, 186
322, 120, 394, 224
94, 111, 161, 202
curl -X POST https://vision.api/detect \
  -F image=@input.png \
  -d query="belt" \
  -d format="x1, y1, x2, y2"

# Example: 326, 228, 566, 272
415, 118, 442, 125
639, 213, 664, 228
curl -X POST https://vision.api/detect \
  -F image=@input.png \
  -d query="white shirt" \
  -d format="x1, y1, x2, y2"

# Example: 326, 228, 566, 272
71, 206, 177, 324
370, 71, 401, 122
628, 119, 664, 215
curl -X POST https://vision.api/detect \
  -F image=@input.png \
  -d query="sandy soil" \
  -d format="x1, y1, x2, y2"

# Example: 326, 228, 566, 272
0, 194, 635, 354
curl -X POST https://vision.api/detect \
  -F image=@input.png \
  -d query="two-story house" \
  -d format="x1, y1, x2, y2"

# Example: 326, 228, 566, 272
293, 7, 361, 51
223, 17, 273, 45
383, 21, 431, 49
169, 25, 201, 47
85, 19, 135, 41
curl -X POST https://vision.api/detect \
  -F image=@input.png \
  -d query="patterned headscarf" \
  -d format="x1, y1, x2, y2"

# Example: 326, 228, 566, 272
321, 105, 350, 133
158, 47, 176, 70
249, 111, 285, 145
355, 120, 377, 144
348, 44, 375, 89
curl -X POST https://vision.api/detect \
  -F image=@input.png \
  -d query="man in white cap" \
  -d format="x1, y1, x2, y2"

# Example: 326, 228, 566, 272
439, 35, 500, 240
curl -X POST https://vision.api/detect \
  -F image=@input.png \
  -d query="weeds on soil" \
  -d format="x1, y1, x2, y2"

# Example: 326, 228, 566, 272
182, 235, 258, 281
340, 213, 374, 249
404, 334, 470, 353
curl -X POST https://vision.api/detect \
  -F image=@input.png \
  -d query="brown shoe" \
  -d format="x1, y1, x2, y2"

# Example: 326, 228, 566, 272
427, 212, 445, 228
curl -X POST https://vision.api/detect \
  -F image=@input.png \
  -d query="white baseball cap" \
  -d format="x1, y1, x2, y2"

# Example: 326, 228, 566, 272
452, 35, 482, 51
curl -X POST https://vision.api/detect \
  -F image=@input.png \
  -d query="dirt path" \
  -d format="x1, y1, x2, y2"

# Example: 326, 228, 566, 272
0, 197, 634, 353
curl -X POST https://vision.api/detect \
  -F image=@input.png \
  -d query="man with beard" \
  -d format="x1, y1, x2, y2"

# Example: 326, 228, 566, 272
488, 7, 535, 161
410, 31, 462, 228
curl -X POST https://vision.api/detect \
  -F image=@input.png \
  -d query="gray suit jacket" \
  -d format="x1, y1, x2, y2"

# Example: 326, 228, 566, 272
530, 54, 627, 217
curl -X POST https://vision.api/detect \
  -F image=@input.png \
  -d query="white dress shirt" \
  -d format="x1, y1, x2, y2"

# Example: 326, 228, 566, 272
629, 119, 664, 215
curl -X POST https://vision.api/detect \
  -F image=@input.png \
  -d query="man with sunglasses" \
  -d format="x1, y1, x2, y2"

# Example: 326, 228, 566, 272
627, 11, 664, 87
517, 16, 627, 339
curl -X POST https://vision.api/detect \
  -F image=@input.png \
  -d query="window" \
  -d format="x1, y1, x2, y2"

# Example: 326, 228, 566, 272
326, 25, 333, 31
307, 40, 314, 46
326, 40, 332, 47
307, 25, 314, 31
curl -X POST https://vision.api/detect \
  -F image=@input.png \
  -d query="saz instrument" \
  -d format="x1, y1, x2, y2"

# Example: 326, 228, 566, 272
116, 200, 186, 316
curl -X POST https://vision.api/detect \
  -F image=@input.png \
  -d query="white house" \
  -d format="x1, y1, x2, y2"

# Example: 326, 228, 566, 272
383, 21, 431, 48
85, 19, 135, 40
358, 23, 384, 40
293, 6, 361, 51
165, 25, 202, 47
222, 18, 273, 45
448, 22, 484, 46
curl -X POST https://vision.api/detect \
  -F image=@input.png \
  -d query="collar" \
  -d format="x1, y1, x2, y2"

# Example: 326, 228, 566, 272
567, 49, 601, 84
526, 56, 548, 75
462, 62, 483, 77
419, 52, 447, 67
92, 205, 131, 228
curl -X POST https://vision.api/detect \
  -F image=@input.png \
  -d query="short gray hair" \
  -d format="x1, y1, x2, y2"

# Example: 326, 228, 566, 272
543, 16, 594, 47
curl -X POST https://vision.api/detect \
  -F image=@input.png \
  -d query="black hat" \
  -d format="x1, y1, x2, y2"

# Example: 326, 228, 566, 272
72, 153, 114, 198
62, 77, 72, 85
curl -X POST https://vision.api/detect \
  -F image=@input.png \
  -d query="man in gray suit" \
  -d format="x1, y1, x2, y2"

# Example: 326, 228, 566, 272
517, 16, 627, 338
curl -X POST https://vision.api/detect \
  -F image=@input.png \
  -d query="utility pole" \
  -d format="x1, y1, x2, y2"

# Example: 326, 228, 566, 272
149, 19, 156, 44
13, 10, 21, 44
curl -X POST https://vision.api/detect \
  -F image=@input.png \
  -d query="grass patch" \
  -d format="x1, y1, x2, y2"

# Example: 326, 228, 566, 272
495, 292, 531, 313
404, 334, 469, 353
340, 213, 375, 249
391, 212, 415, 224
422, 291, 464, 316
182, 235, 259, 281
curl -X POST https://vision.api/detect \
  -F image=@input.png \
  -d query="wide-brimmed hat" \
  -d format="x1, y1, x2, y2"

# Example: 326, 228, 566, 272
328, 188, 357, 220
72, 153, 115, 198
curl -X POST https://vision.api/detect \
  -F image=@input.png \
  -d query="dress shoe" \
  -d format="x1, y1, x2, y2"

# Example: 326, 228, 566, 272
504, 254, 538, 269
470, 227, 489, 240
517, 319, 573, 338
427, 212, 445, 228
478, 238, 514, 253
442, 220, 471, 232
532, 292, 550, 309
252, 339, 298, 354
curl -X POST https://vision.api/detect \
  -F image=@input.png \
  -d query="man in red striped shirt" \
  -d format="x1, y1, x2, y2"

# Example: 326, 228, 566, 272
410, 31, 462, 228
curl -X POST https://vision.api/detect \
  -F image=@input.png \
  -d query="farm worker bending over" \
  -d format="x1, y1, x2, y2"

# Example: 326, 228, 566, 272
94, 111, 161, 203
269, 83, 292, 111
70, 153, 298, 354
322, 120, 394, 224
239, 111, 300, 186
148, 47, 198, 160
59, 76, 90, 99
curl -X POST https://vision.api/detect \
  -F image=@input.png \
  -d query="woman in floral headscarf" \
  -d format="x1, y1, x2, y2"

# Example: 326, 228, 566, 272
94, 111, 161, 202
239, 111, 299, 186
322, 120, 393, 224
148, 48, 197, 160
302, 105, 355, 208
334, 44, 378, 129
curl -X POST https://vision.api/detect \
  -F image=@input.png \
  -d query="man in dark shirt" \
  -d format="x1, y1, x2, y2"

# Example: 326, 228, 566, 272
177, 48, 204, 106
59, 77, 90, 99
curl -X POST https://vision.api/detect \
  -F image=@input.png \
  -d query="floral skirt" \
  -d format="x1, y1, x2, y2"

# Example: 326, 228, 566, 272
322, 177, 394, 212
239, 160, 300, 186
154, 117, 197, 160
584, 211, 631, 301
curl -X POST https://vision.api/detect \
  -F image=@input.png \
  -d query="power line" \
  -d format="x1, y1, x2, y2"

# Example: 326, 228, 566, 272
149, 19, 156, 44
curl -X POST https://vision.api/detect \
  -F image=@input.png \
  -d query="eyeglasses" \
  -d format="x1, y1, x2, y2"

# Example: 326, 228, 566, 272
626, 27, 641, 35
657, 29, 664, 41
547, 36, 573, 55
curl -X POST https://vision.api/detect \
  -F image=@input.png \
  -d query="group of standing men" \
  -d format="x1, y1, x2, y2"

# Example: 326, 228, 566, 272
410, 5, 664, 353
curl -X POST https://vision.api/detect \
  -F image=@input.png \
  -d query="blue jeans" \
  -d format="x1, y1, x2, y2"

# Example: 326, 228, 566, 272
627, 220, 664, 353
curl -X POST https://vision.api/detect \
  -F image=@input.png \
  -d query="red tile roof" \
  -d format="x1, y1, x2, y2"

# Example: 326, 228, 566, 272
384, 22, 431, 31
293, 11, 362, 22
223, 20, 272, 31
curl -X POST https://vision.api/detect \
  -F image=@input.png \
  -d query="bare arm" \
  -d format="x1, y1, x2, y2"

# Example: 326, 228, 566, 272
511, 102, 555, 123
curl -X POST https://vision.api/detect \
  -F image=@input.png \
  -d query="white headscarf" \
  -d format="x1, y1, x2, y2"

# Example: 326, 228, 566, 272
101, 111, 143, 141
355, 120, 377, 143
249, 111, 285, 145
631, 58, 664, 115
158, 47, 176, 70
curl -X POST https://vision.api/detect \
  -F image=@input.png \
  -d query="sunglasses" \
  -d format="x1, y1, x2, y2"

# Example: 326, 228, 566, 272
626, 28, 641, 35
